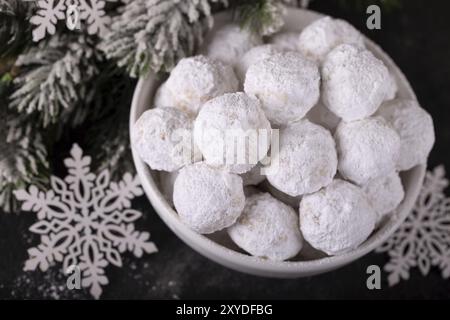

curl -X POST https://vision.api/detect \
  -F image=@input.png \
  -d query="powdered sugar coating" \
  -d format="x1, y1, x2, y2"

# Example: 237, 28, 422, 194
335, 116, 400, 185
268, 31, 300, 52
265, 120, 337, 196
131, 108, 200, 172
299, 179, 377, 255
298, 16, 364, 62
194, 92, 271, 174
244, 51, 320, 126
164, 55, 238, 116
228, 192, 303, 261
235, 44, 283, 81
363, 171, 405, 225
306, 102, 341, 132
154, 81, 175, 108
377, 99, 435, 171
173, 162, 245, 234
321, 44, 390, 121
201, 24, 262, 66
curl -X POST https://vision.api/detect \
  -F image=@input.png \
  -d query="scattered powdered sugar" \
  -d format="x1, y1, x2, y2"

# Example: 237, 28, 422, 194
268, 31, 301, 52
244, 51, 320, 126
299, 179, 377, 256
235, 44, 284, 81
298, 16, 365, 62
227, 193, 303, 261
173, 162, 245, 234
201, 24, 263, 67
265, 119, 337, 196
194, 92, 271, 174
377, 99, 435, 171
164, 55, 238, 117
132, 107, 200, 172
321, 44, 390, 121
363, 171, 405, 225
335, 116, 401, 185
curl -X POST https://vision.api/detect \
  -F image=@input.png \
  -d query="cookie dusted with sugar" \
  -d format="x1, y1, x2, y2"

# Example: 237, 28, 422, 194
334, 116, 400, 185
131, 107, 200, 172
228, 193, 303, 261
194, 92, 271, 174
201, 23, 262, 67
377, 99, 435, 171
164, 55, 238, 117
321, 44, 390, 122
299, 179, 377, 256
362, 171, 405, 226
235, 44, 284, 81
298, 16, 365, 62
244, 51, 320, 126
173, 162, 245, 234
265, 119, 337, 197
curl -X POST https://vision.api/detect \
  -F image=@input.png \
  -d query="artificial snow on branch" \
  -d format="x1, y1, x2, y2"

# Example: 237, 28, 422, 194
9, 34, 102, 127
99, 0, 228, 78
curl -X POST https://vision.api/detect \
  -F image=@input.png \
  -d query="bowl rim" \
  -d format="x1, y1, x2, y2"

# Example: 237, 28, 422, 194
129, 8, 426, 277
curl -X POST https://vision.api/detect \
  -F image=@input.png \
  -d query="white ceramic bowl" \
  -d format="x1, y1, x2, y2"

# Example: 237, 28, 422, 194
130, 8, 426, 278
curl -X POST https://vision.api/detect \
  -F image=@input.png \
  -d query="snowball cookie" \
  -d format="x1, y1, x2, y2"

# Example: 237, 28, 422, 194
132, 107, 200, 172
306, 102, 341, 132
298, 16, 364, 62
173, 162, 245, 234
194, 92, 271, 174
268, 31, 300, 52
228, 193, 303, 261
244, 51, 320, 126
241, 163, 265, 186
235, 44, 283, 81
201, 23, 262, 66
265, 120, 337, 197
299, 179, 377, 255
363, 171, 405, 225
378, 99, 435, 171
321, 44, 390, 121
164, 55, 238, 116
154, 81, 175, 108
335, 117, 400, 185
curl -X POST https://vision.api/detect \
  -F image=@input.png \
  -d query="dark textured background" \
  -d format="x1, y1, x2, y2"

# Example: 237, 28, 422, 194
1, 0, 449, 299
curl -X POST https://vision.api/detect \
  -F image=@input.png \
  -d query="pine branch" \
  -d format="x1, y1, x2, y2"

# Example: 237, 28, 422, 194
0, 76, 49, 213
0, 0, 34, 59
9, 34, 102, 128
82, 64, 137, 179
231, 0, 286, 36
99, 0, 228, 78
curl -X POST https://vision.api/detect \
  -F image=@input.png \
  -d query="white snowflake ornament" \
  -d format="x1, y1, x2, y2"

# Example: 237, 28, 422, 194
14, 144, 157, 299
30, 0, 112, 42
376, 166, 450, 286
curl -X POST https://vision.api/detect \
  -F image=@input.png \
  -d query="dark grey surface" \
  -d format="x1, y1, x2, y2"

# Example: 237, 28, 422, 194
1, 0, 450, 299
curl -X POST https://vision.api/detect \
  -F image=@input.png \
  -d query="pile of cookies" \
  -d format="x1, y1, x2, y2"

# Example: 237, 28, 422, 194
132, 16, 435, 261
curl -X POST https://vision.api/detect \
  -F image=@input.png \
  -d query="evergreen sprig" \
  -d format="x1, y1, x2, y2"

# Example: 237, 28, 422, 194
99, 0, 228, 78
9, 34, 102, 128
